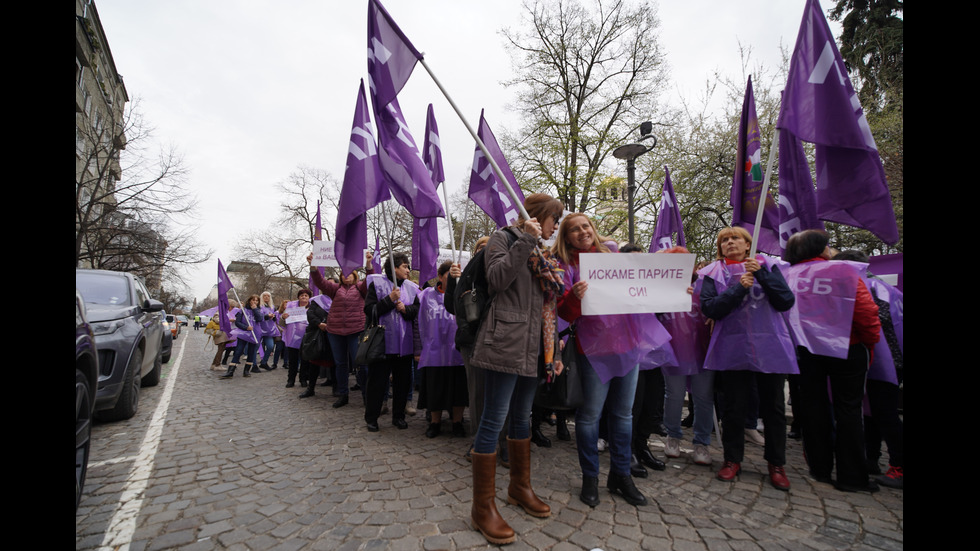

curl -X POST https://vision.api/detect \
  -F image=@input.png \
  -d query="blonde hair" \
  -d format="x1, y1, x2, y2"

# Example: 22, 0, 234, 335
551, 213, 612, 264
260, 291, 274, 308
715, 226, 753, 260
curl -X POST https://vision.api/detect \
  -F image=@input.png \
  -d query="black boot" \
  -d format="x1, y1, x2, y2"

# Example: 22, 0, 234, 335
607, 472, 648, 506
634, 438, 666, 471
631, 454, 649, 478
530, 411, 552, 448
580, 475, 599, 507
242, 363, 254, 378
299, 378, 316, 398
556, 413, 570, 441
220, 364, 237, 379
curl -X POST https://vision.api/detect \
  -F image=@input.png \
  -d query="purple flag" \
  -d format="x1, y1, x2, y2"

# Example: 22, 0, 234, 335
413, 104, 444, 283
217, 259, 234, 335
777, 126, 826, 247
374, 95, 445, 219
310, 200, 326, 297
335, 80, 390, 278
777, 0, 898, 245
372, 235, 383, 273
469, 110, 525, 228
367, 0, 422, 110
649, 167, 686, 252
731, 77, 782, 255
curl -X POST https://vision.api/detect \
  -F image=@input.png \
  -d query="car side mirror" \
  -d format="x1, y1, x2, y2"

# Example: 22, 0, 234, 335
143, 299, 165, 312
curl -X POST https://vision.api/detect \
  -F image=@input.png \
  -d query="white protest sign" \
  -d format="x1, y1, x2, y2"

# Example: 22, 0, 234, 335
283, 306, 308, 324
311, 240, 341, 268
436, 248, 471, 269
579, 253, 694, 315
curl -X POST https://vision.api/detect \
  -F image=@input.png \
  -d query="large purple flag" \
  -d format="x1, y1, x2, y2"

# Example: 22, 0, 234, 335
649, 167, 686, 252
336, 80, 390, 278
367, 0, 422, 110
469, 110, 525, 228
777, 127, 825, 246
777, 0, 898, 245
217, 259, 233, 335
732, 77, 782, 255
413, 104, 444, 284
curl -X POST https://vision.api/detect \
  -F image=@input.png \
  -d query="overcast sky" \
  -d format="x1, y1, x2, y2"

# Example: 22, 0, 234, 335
95, 0, 842, 303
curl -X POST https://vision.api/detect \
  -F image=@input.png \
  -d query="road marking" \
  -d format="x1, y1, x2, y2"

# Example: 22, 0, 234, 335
98, 335, 186, 550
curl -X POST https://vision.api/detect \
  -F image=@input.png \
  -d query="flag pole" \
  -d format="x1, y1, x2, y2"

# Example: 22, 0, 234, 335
380, 200, 398, 287
457, 200, 470, 265
228, 287, 259, 343
441, 182, 457, 264
749, 126, 780, 259
418, 57, 530, 223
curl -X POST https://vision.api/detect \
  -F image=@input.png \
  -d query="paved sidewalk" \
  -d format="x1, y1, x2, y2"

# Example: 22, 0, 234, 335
76, 329, 903, 550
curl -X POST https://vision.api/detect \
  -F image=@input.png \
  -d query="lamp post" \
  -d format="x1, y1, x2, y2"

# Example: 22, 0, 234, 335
612, 121, 656, 244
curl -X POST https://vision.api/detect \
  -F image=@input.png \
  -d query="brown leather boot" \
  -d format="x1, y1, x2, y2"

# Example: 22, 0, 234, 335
506, 437, 551, 518
471, 451, 516, 545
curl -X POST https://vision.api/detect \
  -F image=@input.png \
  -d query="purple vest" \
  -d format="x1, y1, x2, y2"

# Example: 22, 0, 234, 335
368, 274, 418, 356
866, 277, 903, 384
782, 260, 863, 359
258, 306, 281, 338
562, 259, 672, 384
651, 278, 711, 377
417, 287, 464, 368
699, 259, 798, 374
230, 308, 259, 344
282, 301, 308, 349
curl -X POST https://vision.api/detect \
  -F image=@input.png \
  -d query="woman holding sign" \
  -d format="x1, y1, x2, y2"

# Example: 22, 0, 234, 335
699, 227, 796, 490
553, 214, 671, 508
783, 231, 880, 492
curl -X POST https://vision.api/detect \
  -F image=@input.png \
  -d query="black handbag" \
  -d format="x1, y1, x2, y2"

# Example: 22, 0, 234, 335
534, 324, 584, 411
300, 329, 328, 362
355, 306, 386, 365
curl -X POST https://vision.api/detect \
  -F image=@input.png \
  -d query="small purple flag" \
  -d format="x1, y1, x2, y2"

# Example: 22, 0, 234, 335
777, 0, 898, 245
372, 235, 383, 273
367, 0, 422, 109
217, 259, 234, 335
413, 104, 444, 284
649, 167, 686, 252
469, 110, 525, 228
336, 80, 390, 278
731, 77, 782, 255
310, 200, 326, 297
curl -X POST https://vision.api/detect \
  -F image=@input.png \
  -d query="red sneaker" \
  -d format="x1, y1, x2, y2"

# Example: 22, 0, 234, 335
768, 464, 790, 491
716, 461, 741, 481
876, 465, 903, 489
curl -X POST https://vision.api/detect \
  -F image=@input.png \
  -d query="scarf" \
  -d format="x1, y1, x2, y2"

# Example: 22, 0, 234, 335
527, 246, 565, 366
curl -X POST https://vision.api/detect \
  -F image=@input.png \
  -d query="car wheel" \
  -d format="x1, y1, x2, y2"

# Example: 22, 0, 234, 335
76, 370, 93, 511
142, 348, 163, 387
98, 347, 141, 422
161, 349, 172, 364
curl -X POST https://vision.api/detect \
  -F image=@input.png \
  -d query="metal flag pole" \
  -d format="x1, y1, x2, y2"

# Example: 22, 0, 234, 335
749, 126, 780, 259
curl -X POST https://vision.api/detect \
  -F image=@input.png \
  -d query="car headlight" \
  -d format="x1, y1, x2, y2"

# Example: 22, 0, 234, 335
92, 319, 126, 336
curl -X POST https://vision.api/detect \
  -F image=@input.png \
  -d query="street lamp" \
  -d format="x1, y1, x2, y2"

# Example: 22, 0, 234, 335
612, 121, 656, 244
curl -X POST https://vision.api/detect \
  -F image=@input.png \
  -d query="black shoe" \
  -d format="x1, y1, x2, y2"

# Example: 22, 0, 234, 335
351, 383, 361, 391
556, 416, 571, 441
332, 395, 349, 408
366, 421, 380, 432
426, 423, 441, 438
630, 454, 649, 478
531, 427, 552, 448
607, 473, 648, 506
269, 365, 278, 370
259, 364, 272, 371
636, 447, 666, 471
285, 381, 295, 388
787, 428, 802, 440
580, 475, 600, 508
393, 418, 408, 430
299, 379, 307, 387
834, 479, 880, 493
452, 422, 465, 438
654, 423, 668, 437
546, 413, 557, 426
319, 380, 333, 387
298, 389, 315, 398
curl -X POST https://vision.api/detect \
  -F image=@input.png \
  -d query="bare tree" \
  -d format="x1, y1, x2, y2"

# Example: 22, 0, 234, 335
502, 0, 669, 213
75, 99, 211, 290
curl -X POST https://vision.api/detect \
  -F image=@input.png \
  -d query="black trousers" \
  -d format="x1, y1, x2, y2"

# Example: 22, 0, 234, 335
717, 370, 787, 465
365, 355, 412, 424
797, 345, 870, 486
865, 378, 903, 468
632, 368, 665, 445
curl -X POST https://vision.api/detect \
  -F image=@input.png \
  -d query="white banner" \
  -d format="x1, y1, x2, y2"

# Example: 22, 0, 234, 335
436, 248, 471, 269
311, 240, 341, 268
579, 253, 695, 315
283, 306, 308, 324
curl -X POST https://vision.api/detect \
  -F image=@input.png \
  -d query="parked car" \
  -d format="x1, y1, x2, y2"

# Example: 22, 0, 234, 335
75, 269, 165, 422
165, 313, 181, 340
160, 317, 173, 363
176, 315, 189, 327
76, 291, 98, 511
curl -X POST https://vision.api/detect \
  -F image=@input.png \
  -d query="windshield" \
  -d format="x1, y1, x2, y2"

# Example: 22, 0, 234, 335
76, 272, 132, 306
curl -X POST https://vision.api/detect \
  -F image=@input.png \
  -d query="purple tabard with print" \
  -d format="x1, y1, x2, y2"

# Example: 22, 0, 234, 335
368, 274, 418, 356
311, 294, 333, 312
282, 301, 308, 349
652, 278, 711, 377
230, 308, 259, 344
259, 306, 281, 338
418, 287, 464, 368
782, 260, 862, 359
562, 258, 672, 384
866, 277, 902, 384
699, 259, 798, 374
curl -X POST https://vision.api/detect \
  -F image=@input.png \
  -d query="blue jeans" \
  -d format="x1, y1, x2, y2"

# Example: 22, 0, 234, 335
473, 370, 537, 454
664, 371, 715, 446
232, 340, 258, 365
575, 353, 638, 478
260, 336, 275, 366
327, 332, 361, 397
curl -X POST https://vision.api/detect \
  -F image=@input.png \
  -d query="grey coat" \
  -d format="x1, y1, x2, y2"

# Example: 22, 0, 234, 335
469, 227, 545, 378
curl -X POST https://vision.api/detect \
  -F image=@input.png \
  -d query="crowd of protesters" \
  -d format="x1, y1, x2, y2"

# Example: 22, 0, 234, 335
204, 193, 902, 547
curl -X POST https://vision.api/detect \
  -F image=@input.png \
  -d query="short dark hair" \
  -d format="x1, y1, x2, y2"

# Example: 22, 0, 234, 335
297, 288, 312, 299
833, 249, 869, 263
437, 260, 453, 277
383, 252, 411, 280
784, 230, 830, 265
620, 243, 644, 253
